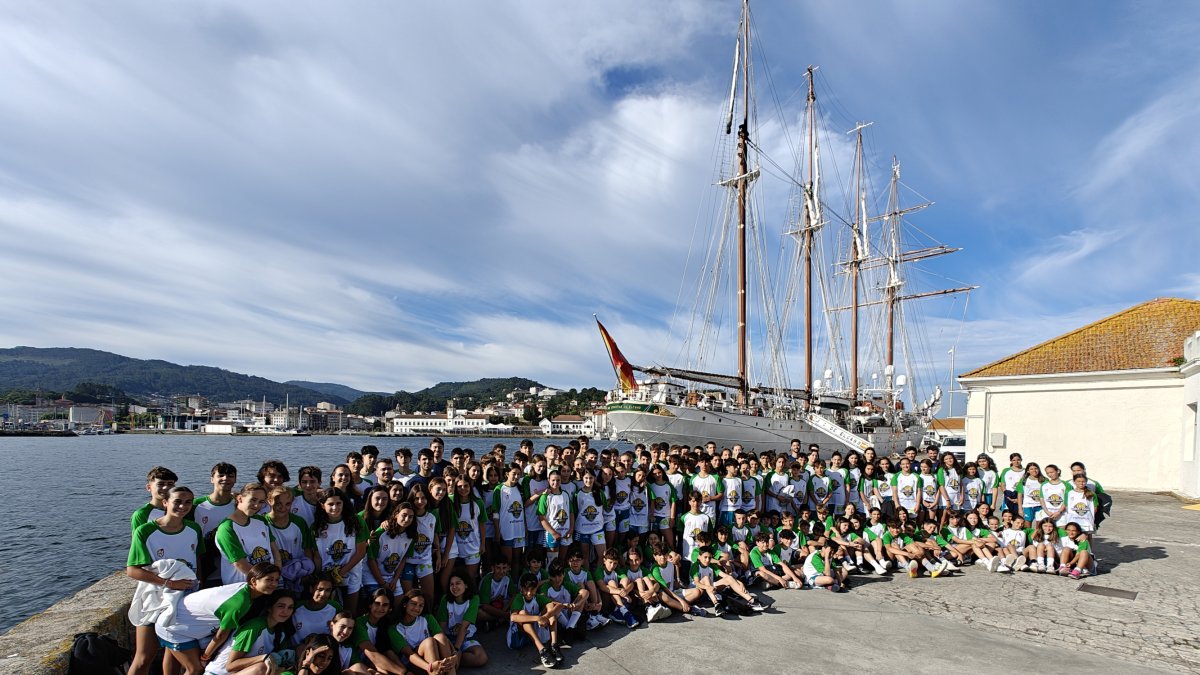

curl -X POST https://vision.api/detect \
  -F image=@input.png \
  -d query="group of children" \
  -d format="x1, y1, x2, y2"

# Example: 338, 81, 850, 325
125, 437, 1107, 674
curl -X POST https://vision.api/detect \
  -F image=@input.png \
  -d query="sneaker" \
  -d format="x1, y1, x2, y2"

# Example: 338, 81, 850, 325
595, 613, 611, 627
942, 559, 961, 571
550, 643, 565, 664
713, 601, 726, 616
585, 614, 602, 631
647, 604, 671, 622
1013, 555, 1027, 571
908, 560, 919, 578
625, 610, 640, 628
786, 580, 800, 589
539, 646, 557, 668
844, 563, 858, 573
1070, 568, 1082, 579
997, 564, 1012, 573
871, 560, 887, 575
749, 600, 766, 611
1034, 563, 1045, 573
986, 557, 1002, 573
930, 561, 944, 578
1003, 553, 1017, 568
689, 605, 709, 617
1057, 564, 1071, 576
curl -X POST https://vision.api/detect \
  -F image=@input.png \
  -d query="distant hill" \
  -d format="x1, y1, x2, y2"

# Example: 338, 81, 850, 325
346, 377, 545, 416
286, 380, 382, 402
0, 347, 347, 406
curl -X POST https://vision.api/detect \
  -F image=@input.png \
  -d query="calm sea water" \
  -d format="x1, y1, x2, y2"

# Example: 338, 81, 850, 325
0, 433, 632, 633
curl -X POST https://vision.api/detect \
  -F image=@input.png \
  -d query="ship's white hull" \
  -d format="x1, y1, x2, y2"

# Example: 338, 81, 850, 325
607, 402, 922, 454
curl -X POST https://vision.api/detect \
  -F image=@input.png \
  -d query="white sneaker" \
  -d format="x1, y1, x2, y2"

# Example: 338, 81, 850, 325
997, 564, 1012, 573
786, 580, 800, 589
647, 604, 671, 622
1003, 553, 1017, 568
1014, 555, 1027, 571
871, 560, 887, 575
943, 559, 961, 571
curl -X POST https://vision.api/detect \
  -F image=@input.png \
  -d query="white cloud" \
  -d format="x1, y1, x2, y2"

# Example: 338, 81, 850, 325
1, 1, 1198, 399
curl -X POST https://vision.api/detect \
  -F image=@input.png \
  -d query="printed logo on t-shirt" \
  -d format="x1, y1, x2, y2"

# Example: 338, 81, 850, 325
384, 552, 402, 574
327, 540, 348, 563
1072, 501, 1089, 516
250, 546, 271, 565
632, 496, 646, 511
553, 509, 568, 527
582, 505, 599, 521
1047, 493, 1064, 507
507, 501, 522, 518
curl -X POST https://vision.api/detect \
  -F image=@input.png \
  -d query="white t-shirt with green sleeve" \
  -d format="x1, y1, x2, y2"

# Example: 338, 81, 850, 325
127, 520, 204, 572
215, 517, 276, 585
206, 616, 279, 675
155, 582, 254, 644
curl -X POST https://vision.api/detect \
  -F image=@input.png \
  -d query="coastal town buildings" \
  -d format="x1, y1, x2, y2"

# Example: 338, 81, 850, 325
960, 298, 1200, 497
538, 414, 596, 436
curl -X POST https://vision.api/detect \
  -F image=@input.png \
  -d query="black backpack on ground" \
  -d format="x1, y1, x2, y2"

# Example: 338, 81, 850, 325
721, 593, 756, 616
68, 631, 131, 675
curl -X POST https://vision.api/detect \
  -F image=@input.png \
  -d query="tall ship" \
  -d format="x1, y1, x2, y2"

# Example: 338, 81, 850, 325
599, 1, 974, 453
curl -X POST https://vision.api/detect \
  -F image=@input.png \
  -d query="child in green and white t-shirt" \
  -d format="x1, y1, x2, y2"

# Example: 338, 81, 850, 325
205, 593, 294, 675
690, 546, 763, 615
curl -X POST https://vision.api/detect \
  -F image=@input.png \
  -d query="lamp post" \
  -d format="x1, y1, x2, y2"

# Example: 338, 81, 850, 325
947, 347, 956, 417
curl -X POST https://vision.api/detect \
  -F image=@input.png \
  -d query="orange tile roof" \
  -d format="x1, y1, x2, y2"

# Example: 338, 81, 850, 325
930, 417, 965, 431
962, 298, 1200, 378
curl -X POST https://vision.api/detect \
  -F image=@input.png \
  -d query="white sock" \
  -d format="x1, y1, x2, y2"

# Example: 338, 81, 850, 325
923, 559, 937, 572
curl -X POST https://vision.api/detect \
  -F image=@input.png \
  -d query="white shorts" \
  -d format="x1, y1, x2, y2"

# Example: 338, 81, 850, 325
340, 563, 363, 594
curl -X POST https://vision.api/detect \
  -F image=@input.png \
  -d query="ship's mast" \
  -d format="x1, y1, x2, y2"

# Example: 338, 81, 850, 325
734, 0, 751, 405
849, 122, 871, 403
803, 66, 816, 408
885, 157, 902, 371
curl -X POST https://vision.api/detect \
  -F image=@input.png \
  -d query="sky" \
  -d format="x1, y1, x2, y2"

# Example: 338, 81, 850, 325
0, 1, 1197, 404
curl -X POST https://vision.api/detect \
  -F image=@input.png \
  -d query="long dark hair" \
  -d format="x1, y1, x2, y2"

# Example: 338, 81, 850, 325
427, 477, 455, 536
361, 486, 392, 532
264, 590, 297, 648
384, 502, 415, 538
295, 633, 341, 673
312, 487, 359, 539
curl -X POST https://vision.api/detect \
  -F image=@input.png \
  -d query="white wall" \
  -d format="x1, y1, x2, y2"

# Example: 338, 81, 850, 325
1179, 332, 1200, 497
962, 369, 1183, 492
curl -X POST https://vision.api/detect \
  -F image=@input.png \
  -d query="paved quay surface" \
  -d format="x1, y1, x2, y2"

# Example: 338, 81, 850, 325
475, 492, 1195, 673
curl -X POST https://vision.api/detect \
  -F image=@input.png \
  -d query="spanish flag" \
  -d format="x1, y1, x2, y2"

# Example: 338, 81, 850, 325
595, 317, 637, 392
